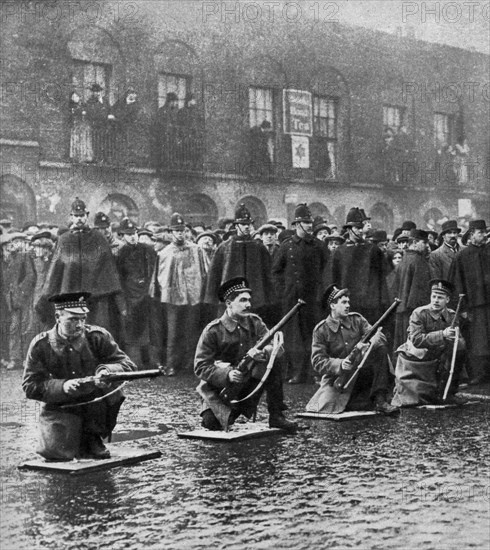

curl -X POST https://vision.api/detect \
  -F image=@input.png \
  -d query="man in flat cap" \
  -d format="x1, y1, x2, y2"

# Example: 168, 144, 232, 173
272, 204, 326, 383
310, 284, 398, 414
38, 198, 125, 343
151, 213, 206, 375
22, 292, 136, 460
428, 220, 461, 281
392, 280, 466, 406
449, 220, 490, 385
194, 277, 297, 431
116, 218, 158, 369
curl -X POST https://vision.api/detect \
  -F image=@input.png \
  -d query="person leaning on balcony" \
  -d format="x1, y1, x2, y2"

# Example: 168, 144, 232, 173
85, 83, 111, 163
154, 92, 180, 168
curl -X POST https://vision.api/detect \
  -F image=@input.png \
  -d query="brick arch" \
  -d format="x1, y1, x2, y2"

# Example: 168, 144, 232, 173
99, 193, 139, 224
180, 193, 218, 228
370, 202, 395, 233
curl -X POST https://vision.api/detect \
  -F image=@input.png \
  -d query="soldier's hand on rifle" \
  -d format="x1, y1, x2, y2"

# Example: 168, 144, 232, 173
443, 327, 456, 341
355, 342, 371, 355
228, 369, 244, 384
94, 367, 111, 389
341, 358, 354, 371
247, 347, 267, 362
63, 379, 83, 395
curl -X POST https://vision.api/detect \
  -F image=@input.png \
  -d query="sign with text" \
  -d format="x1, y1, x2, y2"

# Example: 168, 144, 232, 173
283, 90, 313, 136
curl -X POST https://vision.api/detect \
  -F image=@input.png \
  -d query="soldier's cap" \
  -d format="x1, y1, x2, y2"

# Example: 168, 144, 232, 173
94, 211, 111, 229
257, 223, 278, 235
234, 204, 254, 225
322, 284, 349, 310
410, 228, 429, 241
70, 197, 88, 215
439, 219, 461, 235
196, 231, 219, 244
462, 219, 487, 245
292, 203, 313, 225
218, 277, 251, 302
119, 218, 138, 235
169, 213, 186, 231
137, 228, 153, 238
49, 292, 91, 314
325, 233, 345, 243
401, 221, 417, 231
429, 279, 454, 297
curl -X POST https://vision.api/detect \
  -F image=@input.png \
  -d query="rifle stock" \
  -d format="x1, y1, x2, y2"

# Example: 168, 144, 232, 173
75, 367, 164, 386
220, 299, 305, 406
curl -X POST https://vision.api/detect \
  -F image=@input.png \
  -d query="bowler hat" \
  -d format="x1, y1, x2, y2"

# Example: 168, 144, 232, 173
462, 219, 487, 244
410, 228, 428, 241
372, 230, 388, 242
440, 220, 461, 235
401, 221, 416, 231
292, 204, 313, 225
218, 277, 251, 302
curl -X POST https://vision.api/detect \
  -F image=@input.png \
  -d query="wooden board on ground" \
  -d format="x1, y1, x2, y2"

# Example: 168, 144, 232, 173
297, 411, 378, 421
458, 392, 490, 402
418, 400, 481, 410
18, 446, 162, 476
178, 422, 282, 441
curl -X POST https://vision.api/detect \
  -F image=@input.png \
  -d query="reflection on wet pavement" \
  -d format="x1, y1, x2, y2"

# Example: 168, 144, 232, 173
1, 370, 488, 550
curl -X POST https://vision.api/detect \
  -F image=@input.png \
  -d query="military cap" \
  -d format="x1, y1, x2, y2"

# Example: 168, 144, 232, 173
94, 211, 110, 229
440, 220, 461, 235
410, 228, 429, 241
343, 207, 365, 229
257, 223, 278, 235
70, 197, 88, 215
119, 218, 138, 235
234, 204, 254, 224
292, 203, 313, 225
89, 83, 103, 92
322, 284, 349, 310
401, 220, 416, 231
169, 213, 186, 231
218, 276, 251, 302
49, 291, 91, 314
462, 219, 487, 245
372, 230, 388, 242
196, 231, 219, 244
429, 279, 455, 296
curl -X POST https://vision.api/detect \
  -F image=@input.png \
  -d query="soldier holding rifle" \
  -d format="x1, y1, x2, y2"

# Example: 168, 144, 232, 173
310, 284, 399, 415
194, 277, 298, 432
392, 280, 467, 407
22, 292, 138, 461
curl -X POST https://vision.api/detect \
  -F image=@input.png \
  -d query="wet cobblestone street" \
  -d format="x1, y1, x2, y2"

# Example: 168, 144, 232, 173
1, 370, 489, 550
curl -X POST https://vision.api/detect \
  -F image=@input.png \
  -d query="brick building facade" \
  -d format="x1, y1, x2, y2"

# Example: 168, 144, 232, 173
1, 1, 488, 231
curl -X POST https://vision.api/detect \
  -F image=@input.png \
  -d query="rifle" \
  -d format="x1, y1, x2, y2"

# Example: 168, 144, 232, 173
72, 367, 165, 387
220, 299, 305, 406
442, 293, 465, 401
333, 298, 401, 391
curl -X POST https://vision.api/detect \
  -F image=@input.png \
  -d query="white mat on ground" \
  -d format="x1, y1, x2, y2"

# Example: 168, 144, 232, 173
297, 411, 378, 421
178, 422, 282, 441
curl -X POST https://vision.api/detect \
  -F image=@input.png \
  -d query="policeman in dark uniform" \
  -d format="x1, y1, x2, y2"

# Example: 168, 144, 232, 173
22, 292, 136, 460
194, 277, 297, 431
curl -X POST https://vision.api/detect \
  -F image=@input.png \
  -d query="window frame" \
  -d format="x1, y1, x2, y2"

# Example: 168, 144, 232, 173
248, 86, 274, 129
158, 72, 191, 109
433, 112, 454, 148
383, 104, 405, 134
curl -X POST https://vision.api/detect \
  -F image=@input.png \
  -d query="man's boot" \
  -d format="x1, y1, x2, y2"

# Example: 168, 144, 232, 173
269, 412, 298, 432
374, 393, 400, 416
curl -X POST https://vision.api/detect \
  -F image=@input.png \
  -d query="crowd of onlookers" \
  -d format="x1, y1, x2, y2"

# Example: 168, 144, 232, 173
1, 203, 489, 388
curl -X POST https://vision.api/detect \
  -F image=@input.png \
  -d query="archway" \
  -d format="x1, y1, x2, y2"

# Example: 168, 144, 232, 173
309, 202, 331, 222
236, 196, 267, 229
181, 194, 218, 228
0, 175, 36, 227
423, 207, 446, 231
99, 193, 139, 223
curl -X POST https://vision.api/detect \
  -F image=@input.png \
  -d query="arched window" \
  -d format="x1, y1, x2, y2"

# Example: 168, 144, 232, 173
309, 202, 331, 222
424, 207, 446, 230
236, 196, 267, 229
99, 193, 139, 223
0, 175, 36, 227
181, 194, 218, 228
370, 202, 394, 232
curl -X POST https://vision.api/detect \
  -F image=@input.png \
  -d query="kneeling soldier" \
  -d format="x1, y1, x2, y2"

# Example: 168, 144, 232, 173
194, 277, 297, 431
392, 279, 466, 406
311, 285, 399, 414
22, 292, 136, 460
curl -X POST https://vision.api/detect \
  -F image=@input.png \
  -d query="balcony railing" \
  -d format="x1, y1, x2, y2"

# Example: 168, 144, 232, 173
157, 123, 204, 172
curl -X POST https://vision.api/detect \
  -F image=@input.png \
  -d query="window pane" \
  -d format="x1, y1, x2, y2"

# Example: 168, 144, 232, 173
249, 86, 273, 128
